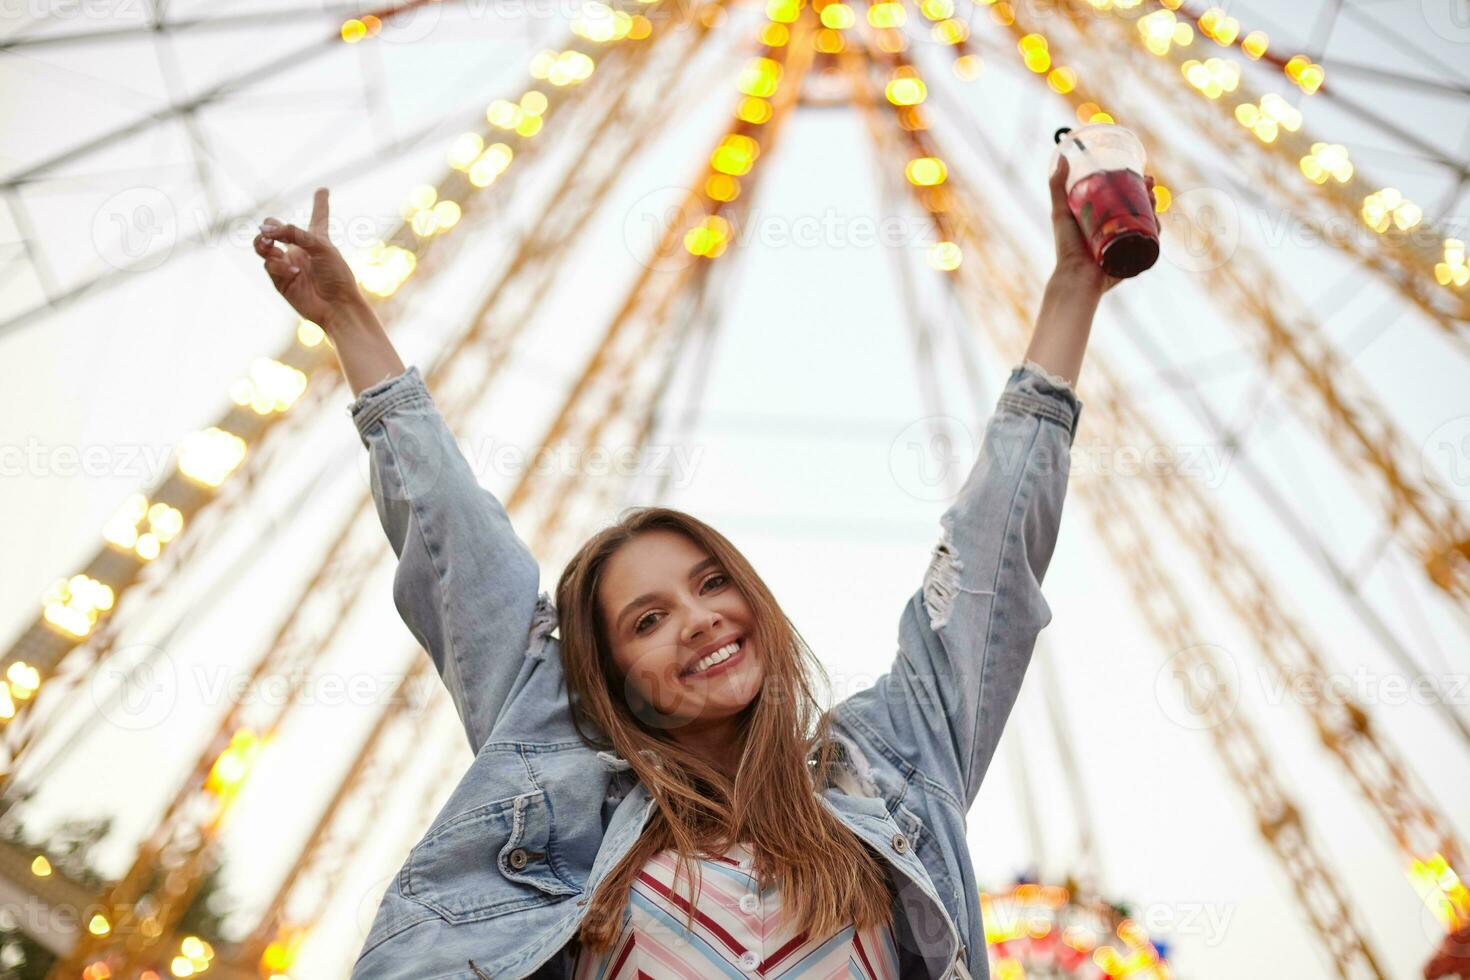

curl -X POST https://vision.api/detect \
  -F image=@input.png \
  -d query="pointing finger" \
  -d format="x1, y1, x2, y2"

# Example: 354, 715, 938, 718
309, 188, 329, 239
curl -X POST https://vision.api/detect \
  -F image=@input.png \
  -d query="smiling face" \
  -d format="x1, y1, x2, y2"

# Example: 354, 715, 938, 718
598, 529, 765, 739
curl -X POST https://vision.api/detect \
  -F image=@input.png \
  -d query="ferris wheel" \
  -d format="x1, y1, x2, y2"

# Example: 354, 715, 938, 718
1, 0, 1468, 977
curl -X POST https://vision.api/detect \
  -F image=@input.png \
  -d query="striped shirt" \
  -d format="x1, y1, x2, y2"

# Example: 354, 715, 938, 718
571, 840, 900, 978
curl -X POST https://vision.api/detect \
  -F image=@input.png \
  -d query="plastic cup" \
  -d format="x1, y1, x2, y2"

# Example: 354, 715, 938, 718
1051, 123, 1159, 279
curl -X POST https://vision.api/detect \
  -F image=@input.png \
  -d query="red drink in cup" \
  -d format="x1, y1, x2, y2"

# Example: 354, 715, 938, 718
1053, 124, 1159, 279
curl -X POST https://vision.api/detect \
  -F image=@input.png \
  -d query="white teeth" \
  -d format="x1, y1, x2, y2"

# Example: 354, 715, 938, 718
688, 640, 740, 676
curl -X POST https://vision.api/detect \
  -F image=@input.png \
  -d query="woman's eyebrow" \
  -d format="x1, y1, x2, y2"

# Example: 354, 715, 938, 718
615, 556, 720, 631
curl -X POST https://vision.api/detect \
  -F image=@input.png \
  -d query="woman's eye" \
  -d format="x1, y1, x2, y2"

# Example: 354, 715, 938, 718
632, 576, 725, 635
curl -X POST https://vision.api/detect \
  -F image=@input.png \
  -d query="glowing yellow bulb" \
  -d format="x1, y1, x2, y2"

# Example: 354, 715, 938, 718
1047, 67, 1076, 94
737, 57, 782, 97
931, 19, 967, 44
867, 2, 904, 27
705, 173, 740, 202
736, 96, 773, 124
1300, 142, 1353, 185
520, 90, 548, 116
886, 77, 927, 106
952, 54, 982, 80
447, 132, 484, 171
684, 215, 732, 258
711, 134, 759, 176
820, 3, 854, 28
760, 22, 789, 46
766, 0, 801, 22
929, 242, 962, 271
814, 27, 845, 52
905, 156, 947, 187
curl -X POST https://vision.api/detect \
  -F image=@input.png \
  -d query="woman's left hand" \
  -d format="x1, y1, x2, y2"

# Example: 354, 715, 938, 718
1048, 155, 1157, 297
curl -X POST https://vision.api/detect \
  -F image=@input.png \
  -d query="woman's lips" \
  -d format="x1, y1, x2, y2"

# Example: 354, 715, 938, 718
682, 639, 745, 680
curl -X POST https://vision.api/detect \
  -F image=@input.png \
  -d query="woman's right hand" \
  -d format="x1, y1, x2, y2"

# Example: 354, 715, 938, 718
254, 187, 367, 331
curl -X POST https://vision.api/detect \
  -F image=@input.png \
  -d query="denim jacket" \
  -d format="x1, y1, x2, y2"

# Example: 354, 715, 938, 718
345, 361, 1081, 979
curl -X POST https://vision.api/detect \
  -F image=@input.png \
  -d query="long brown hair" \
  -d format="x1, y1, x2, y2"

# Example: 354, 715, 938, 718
554, 506, 894, 954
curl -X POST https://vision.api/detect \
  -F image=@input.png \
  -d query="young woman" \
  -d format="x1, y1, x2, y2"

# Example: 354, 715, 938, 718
253, 158, 1154, 979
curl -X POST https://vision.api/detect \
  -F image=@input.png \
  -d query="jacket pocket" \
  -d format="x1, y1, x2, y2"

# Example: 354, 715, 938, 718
402, 789, 579, 924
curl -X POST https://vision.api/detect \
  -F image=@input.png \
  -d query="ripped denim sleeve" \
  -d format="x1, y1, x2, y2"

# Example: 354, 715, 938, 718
923, 361, 1080, 622
349, 365, 545, 753
834, 361, 1082, 813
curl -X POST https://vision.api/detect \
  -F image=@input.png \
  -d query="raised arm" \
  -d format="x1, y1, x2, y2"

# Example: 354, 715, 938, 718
832, 359, 1079, 812
828, 157, 1156, 813
255, 190, 547, 753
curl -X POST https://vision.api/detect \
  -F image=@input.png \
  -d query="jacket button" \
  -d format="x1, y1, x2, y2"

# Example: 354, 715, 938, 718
738, 893, 760, 914
738, 951, 759, 971
891, 832, 909, 854
508, 848, 529, 870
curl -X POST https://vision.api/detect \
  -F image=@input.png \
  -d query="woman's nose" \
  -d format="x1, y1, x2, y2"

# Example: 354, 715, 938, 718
680, 607, 720, 645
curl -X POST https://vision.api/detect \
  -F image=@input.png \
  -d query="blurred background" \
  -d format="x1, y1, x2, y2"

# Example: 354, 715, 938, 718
2, 0, 1470, 976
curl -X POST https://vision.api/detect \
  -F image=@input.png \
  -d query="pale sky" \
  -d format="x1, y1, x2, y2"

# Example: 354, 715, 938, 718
3, 0, 1470, 977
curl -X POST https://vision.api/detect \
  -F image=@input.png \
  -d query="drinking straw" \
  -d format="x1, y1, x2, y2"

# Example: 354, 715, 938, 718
1053, 125, 1093, 158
